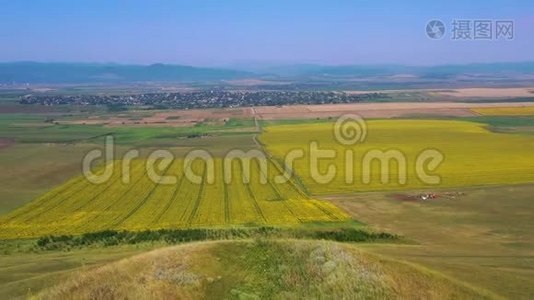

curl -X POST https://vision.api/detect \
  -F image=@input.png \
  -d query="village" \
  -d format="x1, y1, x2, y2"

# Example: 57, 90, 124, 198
19, 90, 387, 109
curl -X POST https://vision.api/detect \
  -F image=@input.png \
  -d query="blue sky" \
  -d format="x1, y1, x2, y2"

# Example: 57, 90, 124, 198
1, 0, 533, 66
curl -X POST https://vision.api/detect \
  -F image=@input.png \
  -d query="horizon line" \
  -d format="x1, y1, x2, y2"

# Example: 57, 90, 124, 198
2, 60, 534, 68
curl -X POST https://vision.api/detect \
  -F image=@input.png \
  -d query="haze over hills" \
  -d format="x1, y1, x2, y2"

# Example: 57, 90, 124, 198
1, 61, 534, 84
0, 62, 253, 84
266, 62, 534, 78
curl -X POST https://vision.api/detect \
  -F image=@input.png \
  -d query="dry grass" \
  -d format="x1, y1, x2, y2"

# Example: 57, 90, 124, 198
36, 239, 494, 299
61, 102, 534, 124
328, 184, 534, 298
64, 108, 253, 127
435, 87, 534, 98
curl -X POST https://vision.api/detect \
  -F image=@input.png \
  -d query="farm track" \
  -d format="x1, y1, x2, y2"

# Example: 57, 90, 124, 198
244, 182, 267, 224
150, 164, 186, 226
223, 175, 231, 223
110, 159, 175, 228
171, 162, 204, 227
187, 166, 207, 226
71, 161, 150, 232
66, 161, 137, 214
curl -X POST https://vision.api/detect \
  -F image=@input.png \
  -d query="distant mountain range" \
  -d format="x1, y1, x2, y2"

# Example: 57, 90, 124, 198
255, 62, 534, 78
0, 62, 253, 84
1, 61, 534, 84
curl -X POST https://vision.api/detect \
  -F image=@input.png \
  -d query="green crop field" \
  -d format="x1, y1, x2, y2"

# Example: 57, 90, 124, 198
329, 184, 534, 298
0, 158, 347, 239
260, 119, 534, 194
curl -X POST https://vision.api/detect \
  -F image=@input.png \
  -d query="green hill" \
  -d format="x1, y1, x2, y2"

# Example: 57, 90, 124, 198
37, 239, 496, 299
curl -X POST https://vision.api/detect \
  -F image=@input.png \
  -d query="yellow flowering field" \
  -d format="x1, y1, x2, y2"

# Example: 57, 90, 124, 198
472, 106, 534, 115
260, 119, 534, 194
0, 158, 347, 239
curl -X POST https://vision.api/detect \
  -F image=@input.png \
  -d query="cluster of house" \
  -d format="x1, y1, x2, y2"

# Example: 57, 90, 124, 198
20, 90, 387, 109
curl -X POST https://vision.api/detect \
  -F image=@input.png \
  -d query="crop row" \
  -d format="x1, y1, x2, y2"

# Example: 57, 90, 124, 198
0, 158, 348, 239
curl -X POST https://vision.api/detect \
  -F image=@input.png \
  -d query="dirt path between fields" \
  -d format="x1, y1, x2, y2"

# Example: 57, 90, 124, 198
60, 101, 534, 126
254, 102, 534, 119
250, 107, 262, 148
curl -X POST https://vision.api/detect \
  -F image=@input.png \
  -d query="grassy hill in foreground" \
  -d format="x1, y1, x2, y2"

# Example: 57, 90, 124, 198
37, 239, 496, 299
